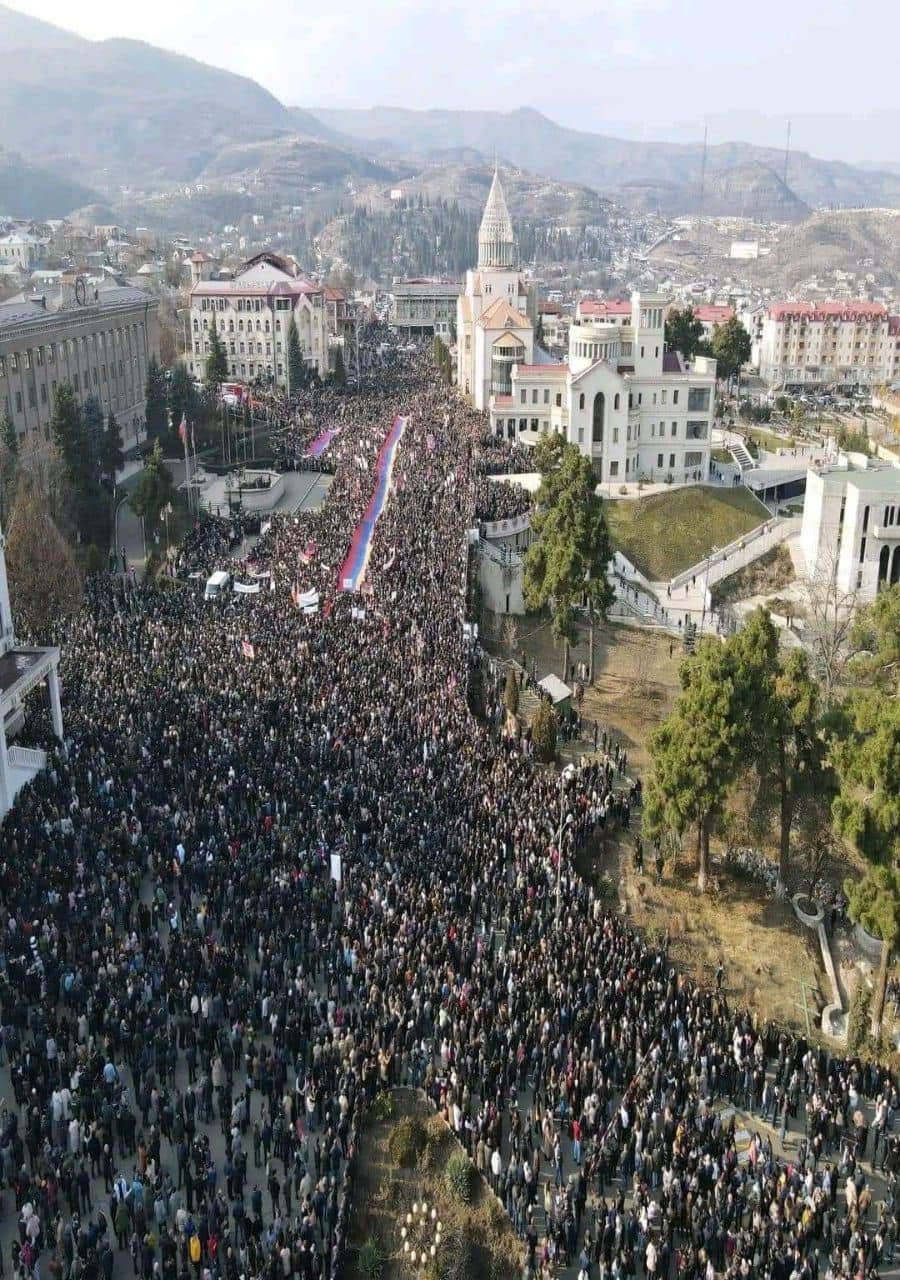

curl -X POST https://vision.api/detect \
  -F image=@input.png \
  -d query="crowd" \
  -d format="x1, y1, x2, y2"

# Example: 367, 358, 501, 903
474, 476, 534, 526
0, 340, 896, 1280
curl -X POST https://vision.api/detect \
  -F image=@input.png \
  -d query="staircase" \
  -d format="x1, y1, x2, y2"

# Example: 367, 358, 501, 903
729, 439, 756, 471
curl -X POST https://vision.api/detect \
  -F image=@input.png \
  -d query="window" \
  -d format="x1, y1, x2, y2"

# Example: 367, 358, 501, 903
614, 393, 620, 410
686, 421, 708, 440
661, 390, 667, 405
688, 387, 710, 411
673, 390, 679, 405
669, 454, 675, 468
530, 418, 538, 430
579, 393, 585, 411
555, 393, 561, 407
592, 392, 605, 444
613, 428, 619, 444
672, 421, 677, 436
72, 373, 80, 391
657, 453, 663, 468
532, 389, 538, 405
14, 391, 22, 414
520, 389, 526, 405
640, 346, 645, 358
577, 428, 584, 443
27, 385, 36, 408
543, 388, 549, 405
609, 461, 619, 477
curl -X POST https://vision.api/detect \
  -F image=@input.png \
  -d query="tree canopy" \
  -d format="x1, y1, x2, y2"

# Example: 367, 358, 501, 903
664, 307, 706, 360
144, 357, 168, 442
205, 326, 229, 388
709, 317, 752, 383
286, 318, 305, 395
130, 440, 177, 534
6, 478, 82, 640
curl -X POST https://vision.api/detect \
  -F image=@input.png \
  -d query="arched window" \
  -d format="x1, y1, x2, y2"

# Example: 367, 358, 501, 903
579, 393, 585, 411
614, 393, 620, 411
893, 545, 900, 587
878, 544, 890, 588
592, 392, 605, 444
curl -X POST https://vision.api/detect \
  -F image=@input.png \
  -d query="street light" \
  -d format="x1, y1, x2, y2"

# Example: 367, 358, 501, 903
699, 544, 719, 634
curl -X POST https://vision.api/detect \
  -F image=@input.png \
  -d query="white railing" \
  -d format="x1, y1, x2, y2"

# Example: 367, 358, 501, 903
8, 745, 47, 771
668, 516, 801, 592
480, 512, 531, 539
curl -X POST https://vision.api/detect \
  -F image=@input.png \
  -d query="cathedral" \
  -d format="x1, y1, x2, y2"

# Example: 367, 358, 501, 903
455, 168, 539, 410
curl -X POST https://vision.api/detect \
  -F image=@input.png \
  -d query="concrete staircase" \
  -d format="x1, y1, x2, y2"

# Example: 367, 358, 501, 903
729, 439, 756, 471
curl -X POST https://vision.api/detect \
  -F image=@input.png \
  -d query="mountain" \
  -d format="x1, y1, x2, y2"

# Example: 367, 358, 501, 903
703, 162, 810, 222
200, 136, 400, 193
0, 149, 100, 219
310, 106, 900, 215
0, 3, 309, 189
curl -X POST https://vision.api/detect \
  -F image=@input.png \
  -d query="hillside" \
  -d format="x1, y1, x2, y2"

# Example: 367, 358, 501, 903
200, 136, 401, 193
0, 3, 302, 188
748, 209, 900, 288
311, 106, 900, 214
0, 150, 99, 220
703, 162, 810, 222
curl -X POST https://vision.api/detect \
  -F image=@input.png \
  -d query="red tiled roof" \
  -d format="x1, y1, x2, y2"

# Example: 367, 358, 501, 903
516, 363, 569, 375
323, 286, 345, 301
693, 305, 733, 324
768, 301, 887, 321
578, 298, 631, 318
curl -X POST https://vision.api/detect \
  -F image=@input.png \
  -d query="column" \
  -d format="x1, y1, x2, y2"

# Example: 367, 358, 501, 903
0, 715, 10, 818
48, 663, 63, 740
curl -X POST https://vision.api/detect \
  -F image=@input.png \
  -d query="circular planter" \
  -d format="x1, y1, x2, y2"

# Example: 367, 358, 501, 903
853, 922, 884, 963
792, 893, 824, 928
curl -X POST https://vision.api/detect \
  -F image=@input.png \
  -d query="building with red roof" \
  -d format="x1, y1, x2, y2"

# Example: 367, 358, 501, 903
760, 299, 900, 389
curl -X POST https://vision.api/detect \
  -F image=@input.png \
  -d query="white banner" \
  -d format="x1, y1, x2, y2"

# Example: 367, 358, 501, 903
329, 853, 342, 884
233, 581, 262, 595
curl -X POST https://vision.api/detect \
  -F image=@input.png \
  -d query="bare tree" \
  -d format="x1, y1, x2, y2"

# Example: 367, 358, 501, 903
6, 479, 82, 641
500, 613, 520, 655
803, 547, 858, 707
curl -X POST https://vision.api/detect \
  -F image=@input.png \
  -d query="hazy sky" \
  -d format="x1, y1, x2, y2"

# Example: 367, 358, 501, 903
7, 0, 900, 163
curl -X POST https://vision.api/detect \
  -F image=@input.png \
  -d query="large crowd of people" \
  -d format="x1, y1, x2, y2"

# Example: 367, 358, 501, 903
0, 340, 896, 1280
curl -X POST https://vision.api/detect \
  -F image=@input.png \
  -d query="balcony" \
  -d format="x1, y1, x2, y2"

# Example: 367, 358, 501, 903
873, 525, 900, 541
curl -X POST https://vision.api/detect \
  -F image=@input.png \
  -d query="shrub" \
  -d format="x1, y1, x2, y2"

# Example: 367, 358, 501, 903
504, 667, 519, 717
372, 1091, 395, 1123
847, 982, 872, 1056
531, 700, 557, 763
445, 1150, 474, 1204
388, 1117, 426, 1168
422, 1113, 451, 1168
356, 1239, 384, 1280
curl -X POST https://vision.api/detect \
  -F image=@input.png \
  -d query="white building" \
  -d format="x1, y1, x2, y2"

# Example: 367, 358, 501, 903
188, 251, 328, 389
456, 169, 536, 410
0, 233, 44, 269
0, 522, 63, 818
801, 462, 900, 602
759, 301, 900, 390
490, 292, 717, 485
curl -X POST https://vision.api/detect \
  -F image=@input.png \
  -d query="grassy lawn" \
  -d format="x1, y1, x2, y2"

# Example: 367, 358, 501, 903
736, 424, 793, 455
604, 485, 769, 581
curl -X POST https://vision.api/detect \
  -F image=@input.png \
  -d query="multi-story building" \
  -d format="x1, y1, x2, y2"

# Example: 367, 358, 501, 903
801, 461, 900, 602
391, 278, 459, 338
490, 291, 716, 485
759, 301, 900, 390
0, 232, 44, 269
692, 304, 735, 341
188, 252, 328, 389
0, 284, 160, 473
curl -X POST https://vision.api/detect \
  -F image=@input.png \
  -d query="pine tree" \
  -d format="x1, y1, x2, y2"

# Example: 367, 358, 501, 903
206, 325, 229, 388
82, 393, 105, 483
532, 699, 558, 763
286, 317, 305, 395
100, 412, 125, 490
50, 381, 87, 486
3, 411, 17, 457
332, 345, 346, 389
504, 666, 520, 718
130, 439, 177, 533
144, 357, 168, 442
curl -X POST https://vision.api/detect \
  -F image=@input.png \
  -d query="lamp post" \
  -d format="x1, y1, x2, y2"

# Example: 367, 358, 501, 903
699, 544, 719, 634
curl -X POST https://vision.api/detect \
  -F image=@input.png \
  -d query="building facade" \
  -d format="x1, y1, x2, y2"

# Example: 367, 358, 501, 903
759, 302, 900, 390
801, 463, 900, 603
0, 285, 160, 469
391, 279, 459, 338
188, 252, 328, 389
456, 169, 535, 410
490, 291, 717, 485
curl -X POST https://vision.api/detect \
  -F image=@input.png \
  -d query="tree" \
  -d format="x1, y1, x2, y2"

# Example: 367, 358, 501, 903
534, 314, 546, 350
832, 690, 900, 868
848, 583, 900, 694
206, 325, 229, 388
332, 345, 347, 389
168, 362, 199, 441
644, 639, 743, 891
82, 393, 105, 484
504, 666, 519, 718
524, 440, 613, 683
804, 548, 858, 708
3, 412, 17, 458
159, 325, 177, 370
5, 478, 82, 639
50, 381, 87, 488
0, 412, 18, 527
709, 317, 752, 384
144, 357, 168, 443
844, 865, 900, 1039
531, 698, 557, 763
286, 317, 305, 395
130, 440, 177, 536
100, 412, 124, 491
664, 306, 706, 360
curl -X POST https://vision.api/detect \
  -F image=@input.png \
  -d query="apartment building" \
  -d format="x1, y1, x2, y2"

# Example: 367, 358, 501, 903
188, 252, 328, 388
0, 285, 160, 472
391, 278, 459, 337
759, 301, 900, 390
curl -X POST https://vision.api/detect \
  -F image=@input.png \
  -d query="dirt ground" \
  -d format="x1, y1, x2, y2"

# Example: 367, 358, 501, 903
484, 610, 833, 1035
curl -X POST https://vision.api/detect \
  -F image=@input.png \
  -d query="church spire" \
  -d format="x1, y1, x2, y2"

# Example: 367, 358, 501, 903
478, 164, 516, 270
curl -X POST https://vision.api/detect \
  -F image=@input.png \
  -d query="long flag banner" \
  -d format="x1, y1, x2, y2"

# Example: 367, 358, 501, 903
338, 416, 408, 593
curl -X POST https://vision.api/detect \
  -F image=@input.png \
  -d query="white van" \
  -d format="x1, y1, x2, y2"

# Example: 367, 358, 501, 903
204, 569, 231, 600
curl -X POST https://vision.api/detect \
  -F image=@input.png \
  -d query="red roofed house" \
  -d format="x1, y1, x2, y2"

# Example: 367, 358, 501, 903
760, 300, 900, 390
189, 252, 328, 388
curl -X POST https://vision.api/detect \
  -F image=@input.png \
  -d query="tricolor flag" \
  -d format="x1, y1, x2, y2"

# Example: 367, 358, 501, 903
190, 423, 196, 451
178, 413, 187, 446
241, 638, 255, 660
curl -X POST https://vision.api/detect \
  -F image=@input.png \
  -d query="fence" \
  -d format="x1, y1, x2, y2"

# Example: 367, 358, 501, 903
668, 516, 801, 592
